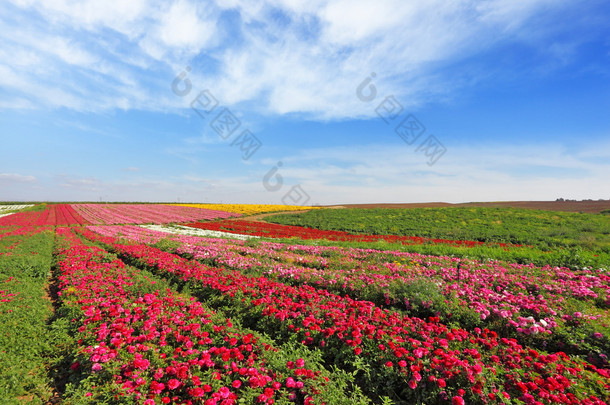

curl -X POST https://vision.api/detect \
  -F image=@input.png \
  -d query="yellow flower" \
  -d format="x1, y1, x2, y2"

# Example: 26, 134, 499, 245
172, 204, 320, 216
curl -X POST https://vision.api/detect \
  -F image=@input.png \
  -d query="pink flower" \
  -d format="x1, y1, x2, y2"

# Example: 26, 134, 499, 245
232, 380, 242, 389
219, 386, 230, 398
167, 378, 181, 390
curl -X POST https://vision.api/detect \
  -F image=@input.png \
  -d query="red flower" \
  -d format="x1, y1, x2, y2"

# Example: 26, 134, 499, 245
452, 396, 465, 405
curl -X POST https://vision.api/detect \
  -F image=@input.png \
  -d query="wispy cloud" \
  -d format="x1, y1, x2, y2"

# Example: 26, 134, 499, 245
0, 173, 37, 183
3, 139, 608, 203
58, 176, 103, 190
2, 0, 601, 119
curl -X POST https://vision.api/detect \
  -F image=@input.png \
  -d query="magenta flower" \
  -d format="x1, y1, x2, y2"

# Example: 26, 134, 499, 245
167, 378, 181, 390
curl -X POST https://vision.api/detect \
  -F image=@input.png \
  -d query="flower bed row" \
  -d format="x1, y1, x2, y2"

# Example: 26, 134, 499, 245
176, 205, 319, 216
87, 225, 610, 354
0, 207, 54, 227
71, 204, 240, 225
0, 225, 46, 242
78, 227, 610, 405
0, 204, 33, 214
54, 227, 364, 404
0, 205, 89, 227
185, 220, 525, 249
55, 204, 89, 225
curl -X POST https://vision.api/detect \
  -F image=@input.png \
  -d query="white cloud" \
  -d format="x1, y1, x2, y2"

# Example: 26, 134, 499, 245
249, 141, 610, 204
59, 176, 103, 189
0, 173, 37, 183
50, 36, 99, 66
10, 0, 150, 36
159, 1, 216, 50
4, 140, 606, 204
1, 0, 592, 118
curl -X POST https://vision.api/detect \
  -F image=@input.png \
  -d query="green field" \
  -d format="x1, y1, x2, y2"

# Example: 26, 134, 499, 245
0, 228, 55, 402
266, 207, 610, 268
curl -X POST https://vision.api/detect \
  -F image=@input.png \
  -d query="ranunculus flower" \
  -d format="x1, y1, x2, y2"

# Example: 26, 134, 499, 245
452, 396, 465, 405
167, 378, 181, 390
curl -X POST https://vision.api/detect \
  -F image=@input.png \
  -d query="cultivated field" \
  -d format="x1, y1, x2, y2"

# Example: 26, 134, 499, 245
0, 203, 608, 404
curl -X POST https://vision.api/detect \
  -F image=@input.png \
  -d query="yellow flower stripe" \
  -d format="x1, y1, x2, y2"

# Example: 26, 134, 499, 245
173, 204, 321, 216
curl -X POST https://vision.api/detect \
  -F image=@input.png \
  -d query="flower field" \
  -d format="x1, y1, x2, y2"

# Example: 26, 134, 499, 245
184, 219, 521, 248
52, 227, 363, 404
71, 204, 240, 224
174, 204, 320, 216
0, 204, 34, 216
142, 224, 259, 240
75, 225, 610, 404
0, 203, 609, 404
265, 208, 610, 269
85, 225, 610, 364
0, 204, 88, 227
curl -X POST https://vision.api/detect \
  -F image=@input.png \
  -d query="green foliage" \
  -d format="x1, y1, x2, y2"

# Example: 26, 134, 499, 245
0, 229, 55, 402
266, 207, 610, 269
20, 203, 49, 213
151, 237, 182, 253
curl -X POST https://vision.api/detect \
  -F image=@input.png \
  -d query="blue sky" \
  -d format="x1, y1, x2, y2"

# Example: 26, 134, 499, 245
1, 0, 609, 204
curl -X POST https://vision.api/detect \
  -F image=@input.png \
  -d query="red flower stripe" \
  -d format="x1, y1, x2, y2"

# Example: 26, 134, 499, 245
0, 205, 88, 227
186, 220, 524, 249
